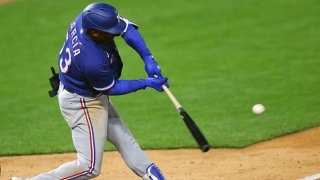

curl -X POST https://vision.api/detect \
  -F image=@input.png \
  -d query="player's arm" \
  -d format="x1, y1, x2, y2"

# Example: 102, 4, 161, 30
121, 22, 162, 78
105, 78, 168, 96
85, 64, 168, 96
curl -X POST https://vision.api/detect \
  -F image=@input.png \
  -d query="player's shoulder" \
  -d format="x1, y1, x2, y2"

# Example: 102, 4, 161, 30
83, 52, 112, 77
68, 14, 111, 68
76, 46, 110, 66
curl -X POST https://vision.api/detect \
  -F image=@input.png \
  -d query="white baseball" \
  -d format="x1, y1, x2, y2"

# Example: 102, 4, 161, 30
252, 104, 265, 115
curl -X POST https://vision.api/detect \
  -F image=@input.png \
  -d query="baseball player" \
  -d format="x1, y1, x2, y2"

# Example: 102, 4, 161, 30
12, 2, 167, 180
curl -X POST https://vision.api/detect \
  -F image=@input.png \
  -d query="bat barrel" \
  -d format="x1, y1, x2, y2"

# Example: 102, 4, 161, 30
178, 107, 210, 152
162, 85, 210, 153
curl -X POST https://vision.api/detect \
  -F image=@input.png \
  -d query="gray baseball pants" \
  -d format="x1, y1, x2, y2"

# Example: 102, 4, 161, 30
31, 85, 152, 179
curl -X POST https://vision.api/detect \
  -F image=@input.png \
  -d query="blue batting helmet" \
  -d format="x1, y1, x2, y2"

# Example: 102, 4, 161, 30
82, 3, 126, 35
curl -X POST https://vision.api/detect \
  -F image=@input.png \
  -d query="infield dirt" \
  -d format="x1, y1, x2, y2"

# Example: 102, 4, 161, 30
0, 0, 13, 4
1, 126, 320, 179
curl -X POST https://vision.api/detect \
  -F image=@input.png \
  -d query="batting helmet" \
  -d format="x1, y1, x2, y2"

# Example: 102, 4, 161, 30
82, 3, 126, 35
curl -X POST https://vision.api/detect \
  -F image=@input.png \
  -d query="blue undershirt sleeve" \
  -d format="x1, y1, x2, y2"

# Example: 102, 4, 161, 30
122, 24, 151, 58
104, 79, 148, 96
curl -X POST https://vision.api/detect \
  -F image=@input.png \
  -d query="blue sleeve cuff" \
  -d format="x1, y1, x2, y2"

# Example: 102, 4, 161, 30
92, 79, 115, 91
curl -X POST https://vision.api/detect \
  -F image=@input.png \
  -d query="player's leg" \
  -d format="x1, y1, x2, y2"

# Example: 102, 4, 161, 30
107, 102, 165, 179
31, 90, 109, 179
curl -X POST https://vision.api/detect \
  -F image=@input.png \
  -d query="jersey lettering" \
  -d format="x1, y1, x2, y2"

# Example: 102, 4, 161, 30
70, 21, 81, 57
59, 21, 81, 74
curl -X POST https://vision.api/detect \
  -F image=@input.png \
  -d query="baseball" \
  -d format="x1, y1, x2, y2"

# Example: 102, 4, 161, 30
252, 104, 265, 115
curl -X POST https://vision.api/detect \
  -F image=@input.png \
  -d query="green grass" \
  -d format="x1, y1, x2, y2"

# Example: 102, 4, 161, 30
0, 0, 319, 155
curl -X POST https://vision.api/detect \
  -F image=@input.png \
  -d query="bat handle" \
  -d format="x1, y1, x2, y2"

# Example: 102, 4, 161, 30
162, 85, 182, 110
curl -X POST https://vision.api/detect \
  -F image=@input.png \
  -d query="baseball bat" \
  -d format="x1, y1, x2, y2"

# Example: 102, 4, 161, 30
162, 85, 210, 152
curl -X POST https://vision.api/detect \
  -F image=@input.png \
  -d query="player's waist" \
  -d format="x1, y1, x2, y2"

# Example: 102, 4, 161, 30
59, 74, 102, 97
61, 83, 102, 98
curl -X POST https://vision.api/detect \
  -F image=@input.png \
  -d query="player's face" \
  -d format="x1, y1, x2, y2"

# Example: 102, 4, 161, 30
86, 29, 115, 43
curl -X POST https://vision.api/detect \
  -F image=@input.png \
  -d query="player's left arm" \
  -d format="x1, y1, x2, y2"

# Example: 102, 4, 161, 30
85, 60, 168, 96
121, 20, 162, 78
105, 77, 168, 95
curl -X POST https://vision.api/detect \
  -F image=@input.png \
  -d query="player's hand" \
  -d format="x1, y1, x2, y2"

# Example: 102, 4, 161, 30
143, 55, 163, 78
146, 77, 169, 92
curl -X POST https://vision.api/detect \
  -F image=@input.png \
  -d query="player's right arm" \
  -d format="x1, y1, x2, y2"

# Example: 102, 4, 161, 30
121, 23, 163, 78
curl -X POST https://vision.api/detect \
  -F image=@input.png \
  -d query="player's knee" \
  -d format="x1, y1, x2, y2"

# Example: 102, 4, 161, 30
90, 169, 101, 178
81, 166, 101, 178
77, 159, 101, 178
142, 163, 165, 180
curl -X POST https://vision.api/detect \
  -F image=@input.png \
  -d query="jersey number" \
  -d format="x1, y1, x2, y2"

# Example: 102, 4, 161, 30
59, 44, 72, 74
